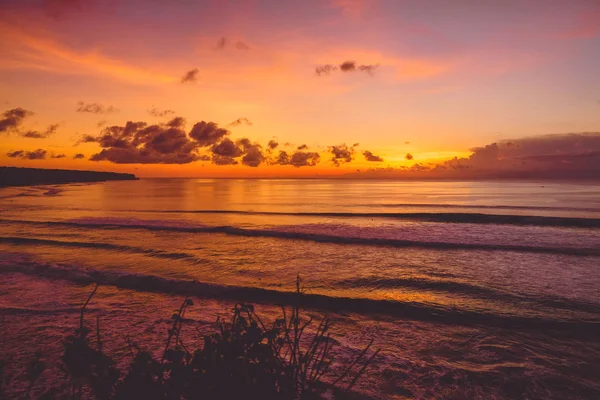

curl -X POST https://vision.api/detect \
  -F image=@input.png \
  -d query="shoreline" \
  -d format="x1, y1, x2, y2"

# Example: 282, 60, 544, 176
0, 166, 137, 188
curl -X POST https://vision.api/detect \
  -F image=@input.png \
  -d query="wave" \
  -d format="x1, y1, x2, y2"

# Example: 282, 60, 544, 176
8, 205, 599, 227
337, 277, 600, 315
117, 209, 600, 228
359, 203, 600, 212
1, 258, 599, 334
1, 218, 598, 256
0, 236, 195, 261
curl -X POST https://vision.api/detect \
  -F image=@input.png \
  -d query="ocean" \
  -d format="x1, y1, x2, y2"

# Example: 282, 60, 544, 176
1, 179, 599, 399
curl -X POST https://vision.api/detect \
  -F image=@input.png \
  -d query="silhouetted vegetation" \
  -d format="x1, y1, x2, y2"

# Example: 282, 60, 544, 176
3, 277, 378, 399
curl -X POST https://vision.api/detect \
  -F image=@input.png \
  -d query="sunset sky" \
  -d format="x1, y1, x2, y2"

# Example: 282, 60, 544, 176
1, 0, 599, 178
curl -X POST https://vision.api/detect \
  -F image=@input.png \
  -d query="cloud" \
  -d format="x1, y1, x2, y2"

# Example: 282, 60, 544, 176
329, 144, 355, 166
22, 123, 59, 139
75, 134, 98, 145
73, 153, 85, 159
211, 138, 244, 157
189, 121, 230, 146
6, 150, 23, 158
97, 120, 108, 127
356, 133, 600, 179
0, 107, 33, 133
7, 149, 47, 160
339, 61, 356, 72
241, 143, 265, 167
267, 140, 279, 150
148, 107, 175, 117
405, 153, 414, 160
216, 37, 227, 50
315, 65, 338, 76
272, 150, 320, 167
87, 117, 230, 164
211, 155, 238, 165
358, 64, 378, 75
76, 101, 118, 114
51, 153, 66, 158
363, 150, 383, 162
228, 117, 253, 127
316, 61, 379, 76
83, 115, 285, 168
0, 23, 175, 84
290, 151, 320, 167
297, 144, 308, 150
181, 68, 199, 83
216, 37, 250, 50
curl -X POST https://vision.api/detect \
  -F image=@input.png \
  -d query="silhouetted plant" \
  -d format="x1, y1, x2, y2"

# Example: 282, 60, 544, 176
17, 276, 377, 399
61, 283, 119, 399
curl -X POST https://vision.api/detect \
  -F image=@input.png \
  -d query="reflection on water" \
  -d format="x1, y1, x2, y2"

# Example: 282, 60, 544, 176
1, 179, 599, 399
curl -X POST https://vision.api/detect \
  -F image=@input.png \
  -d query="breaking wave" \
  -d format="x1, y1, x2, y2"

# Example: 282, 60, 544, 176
1, 256, 599, 334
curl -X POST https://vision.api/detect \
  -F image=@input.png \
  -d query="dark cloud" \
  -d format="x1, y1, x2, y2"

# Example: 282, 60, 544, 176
97, 120, 108, 128
228, 117, 253, 127
435, 133, 600, 179
211, 138, 244, 157
148, 108, 175, 117
273, 151, 289, 165
297, 144, 308, 150
189, 121, 230, 146
329, 144, 355, 166
0, 108, 33, 133
241, 144, 265, 167
353, 143, 360, 147
267, 140, 279, 150
316, 61, 379, 76
166, 117, 186, 128
405, 141, 411, 145
73, 153, 85, 159
75, 134, 98, 145
51, 153, 66, 158
6, 150, 24, 158
236, 138, 252, 151
7, 149, 47, 160
211, 155, 238, 165
339, 61, 356, 72
290, 151, 320, 167
363, 150, 383, 162
272, 150, 320, 167
181, 68, 199, 84
405, 153, 414, 160
22, 123, 59, 139
76, 101, 118, 114
87, 118, 228, 164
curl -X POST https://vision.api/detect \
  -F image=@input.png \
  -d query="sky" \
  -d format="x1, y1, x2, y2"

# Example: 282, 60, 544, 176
0, 0, 599, 178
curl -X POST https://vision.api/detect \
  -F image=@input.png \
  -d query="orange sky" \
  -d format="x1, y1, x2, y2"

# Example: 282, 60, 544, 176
1, 0, 599, 179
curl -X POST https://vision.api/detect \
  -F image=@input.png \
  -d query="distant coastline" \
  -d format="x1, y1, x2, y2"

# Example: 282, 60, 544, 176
0, 166, 137, 187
